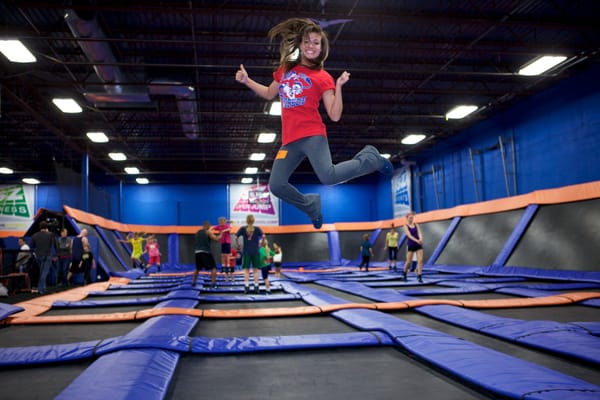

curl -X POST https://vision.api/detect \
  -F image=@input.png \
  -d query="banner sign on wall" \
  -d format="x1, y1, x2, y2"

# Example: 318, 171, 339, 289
230, 184, 279, 226
0, 184, 35, 233
392, 167, 412, 218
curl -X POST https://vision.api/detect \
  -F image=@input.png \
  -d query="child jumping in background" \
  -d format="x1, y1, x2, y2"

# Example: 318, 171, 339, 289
144, 237, 161, 273
358, 233, 373, 272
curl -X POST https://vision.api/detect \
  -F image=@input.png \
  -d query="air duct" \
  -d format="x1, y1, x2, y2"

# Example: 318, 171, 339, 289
149, 82, 199, 139
64, 9, 127, 95
64, 9, 199, 138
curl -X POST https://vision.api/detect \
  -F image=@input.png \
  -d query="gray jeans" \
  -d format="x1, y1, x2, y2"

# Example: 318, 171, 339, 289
268, 135, 379, 219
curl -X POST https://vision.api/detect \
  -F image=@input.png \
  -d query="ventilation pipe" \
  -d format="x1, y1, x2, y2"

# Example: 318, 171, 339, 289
64, 9, 126, 94
64, 9, 199, 138
149, 82, 199, 139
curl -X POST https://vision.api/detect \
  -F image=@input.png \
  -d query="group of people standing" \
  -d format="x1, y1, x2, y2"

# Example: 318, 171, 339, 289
192, 214, 283, 294
359, 211, 425, 282
15, 223, 95, 294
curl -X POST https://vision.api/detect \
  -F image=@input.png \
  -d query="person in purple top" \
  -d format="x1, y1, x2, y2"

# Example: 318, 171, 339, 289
402, 211, 424, 282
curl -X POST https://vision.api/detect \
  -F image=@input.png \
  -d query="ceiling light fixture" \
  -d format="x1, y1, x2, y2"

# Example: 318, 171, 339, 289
244, 167, 258, 174
241, 177, 253, 184
22, 178, 40, 185
381, 153, 391, 159
136, 177, 149, 184
257, 132, 276, 143
0, 39, 36, 63
86, 131, 109, 143
446, 105, 478, 120
0, 167, 14, 174
518, 55, 567, 76
108, 152, 127, 161
268, 101, 281, 116
124, 167, 140, 175
52, 98, 82, 113
249, 153, 266, 161
401, 134, 426, 145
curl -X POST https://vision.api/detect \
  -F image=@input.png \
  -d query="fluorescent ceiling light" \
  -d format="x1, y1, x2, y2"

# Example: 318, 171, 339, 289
52, 98, 82, 113
0, 40, 36, 63
86, 131, 109, 143
0, 167, 14, 174
108, 152, 127, 161
257, 132, 276, 143
288, 48, 300, 61
22, 178, 40, 185
249, 153, 266, 161
401, 134, 426, 145
446, 105, 478, 120
136, 177, 149, 184
124, 167, 140, 175
268, 101, 281, 116
241, 177, 253, 184
244, 167, 258, 174
518, 55, 567, 76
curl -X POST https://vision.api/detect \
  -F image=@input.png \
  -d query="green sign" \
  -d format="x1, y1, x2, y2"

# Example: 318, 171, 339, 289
0, 185, 31, 218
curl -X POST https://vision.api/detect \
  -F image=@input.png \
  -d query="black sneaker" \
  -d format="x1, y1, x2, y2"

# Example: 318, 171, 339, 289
353, 145, 394, 175
311, 213, 323, 229
254, 286, 260, 294
417, 275, 423, 283
402, 272, 407, 281
265, 290, 271, 295
244, 286, 249, 294
306, 194, 323, 229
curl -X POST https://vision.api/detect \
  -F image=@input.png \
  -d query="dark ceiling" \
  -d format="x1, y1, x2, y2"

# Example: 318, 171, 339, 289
1, 0, 599, 185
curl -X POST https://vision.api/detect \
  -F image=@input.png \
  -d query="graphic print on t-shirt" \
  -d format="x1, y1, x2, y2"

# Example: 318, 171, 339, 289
279, 71, 312, 109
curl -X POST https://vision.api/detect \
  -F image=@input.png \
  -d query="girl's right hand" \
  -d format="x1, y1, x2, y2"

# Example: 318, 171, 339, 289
236, 64, 248, 84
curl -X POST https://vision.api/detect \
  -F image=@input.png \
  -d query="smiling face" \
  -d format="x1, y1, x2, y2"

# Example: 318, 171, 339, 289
300, 32, 322, 63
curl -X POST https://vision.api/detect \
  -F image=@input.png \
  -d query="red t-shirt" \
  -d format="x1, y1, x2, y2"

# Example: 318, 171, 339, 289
273, 65, 335, 145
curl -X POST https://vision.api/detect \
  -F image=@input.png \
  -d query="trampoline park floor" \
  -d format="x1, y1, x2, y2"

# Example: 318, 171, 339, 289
1, 267, 600, 400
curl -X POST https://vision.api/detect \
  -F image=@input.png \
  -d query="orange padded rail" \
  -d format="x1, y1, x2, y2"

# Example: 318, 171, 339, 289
4, 291, 599, 325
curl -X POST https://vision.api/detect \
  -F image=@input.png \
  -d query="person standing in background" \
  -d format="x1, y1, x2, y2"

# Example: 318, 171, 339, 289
30, 221, 57, 295
214, 217, 233, 281
259, 237, 274, 294
15, 237, 31, 274
56, 228, 72, 287
402, 211, 424, 283
193, 221, 222, 288
235, 214, 264, 294
69, 229, 89, 286
386, 224, 400, 271
144, 237, 162, 273
272, 242, 283, 278
78, 242, 96, 284
358, 233, 373, 272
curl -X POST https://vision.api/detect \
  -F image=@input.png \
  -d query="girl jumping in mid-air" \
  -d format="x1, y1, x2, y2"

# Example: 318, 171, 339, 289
236, 18, 393, 229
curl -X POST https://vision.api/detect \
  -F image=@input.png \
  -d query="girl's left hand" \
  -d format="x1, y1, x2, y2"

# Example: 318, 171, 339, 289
337, 71, 350, 86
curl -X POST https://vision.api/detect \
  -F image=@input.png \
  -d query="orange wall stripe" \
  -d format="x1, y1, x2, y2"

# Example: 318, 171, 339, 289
2, 180, 598, 238
5, 291, 599, 325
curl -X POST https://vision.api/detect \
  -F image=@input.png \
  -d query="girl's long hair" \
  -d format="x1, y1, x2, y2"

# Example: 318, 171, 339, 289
268, 18, 329, 72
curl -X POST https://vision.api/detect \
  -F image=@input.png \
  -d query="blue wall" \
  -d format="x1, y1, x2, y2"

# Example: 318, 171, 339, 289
30, 64, 600, 225
411, 63, 600, 212
32, 180, 390, 226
